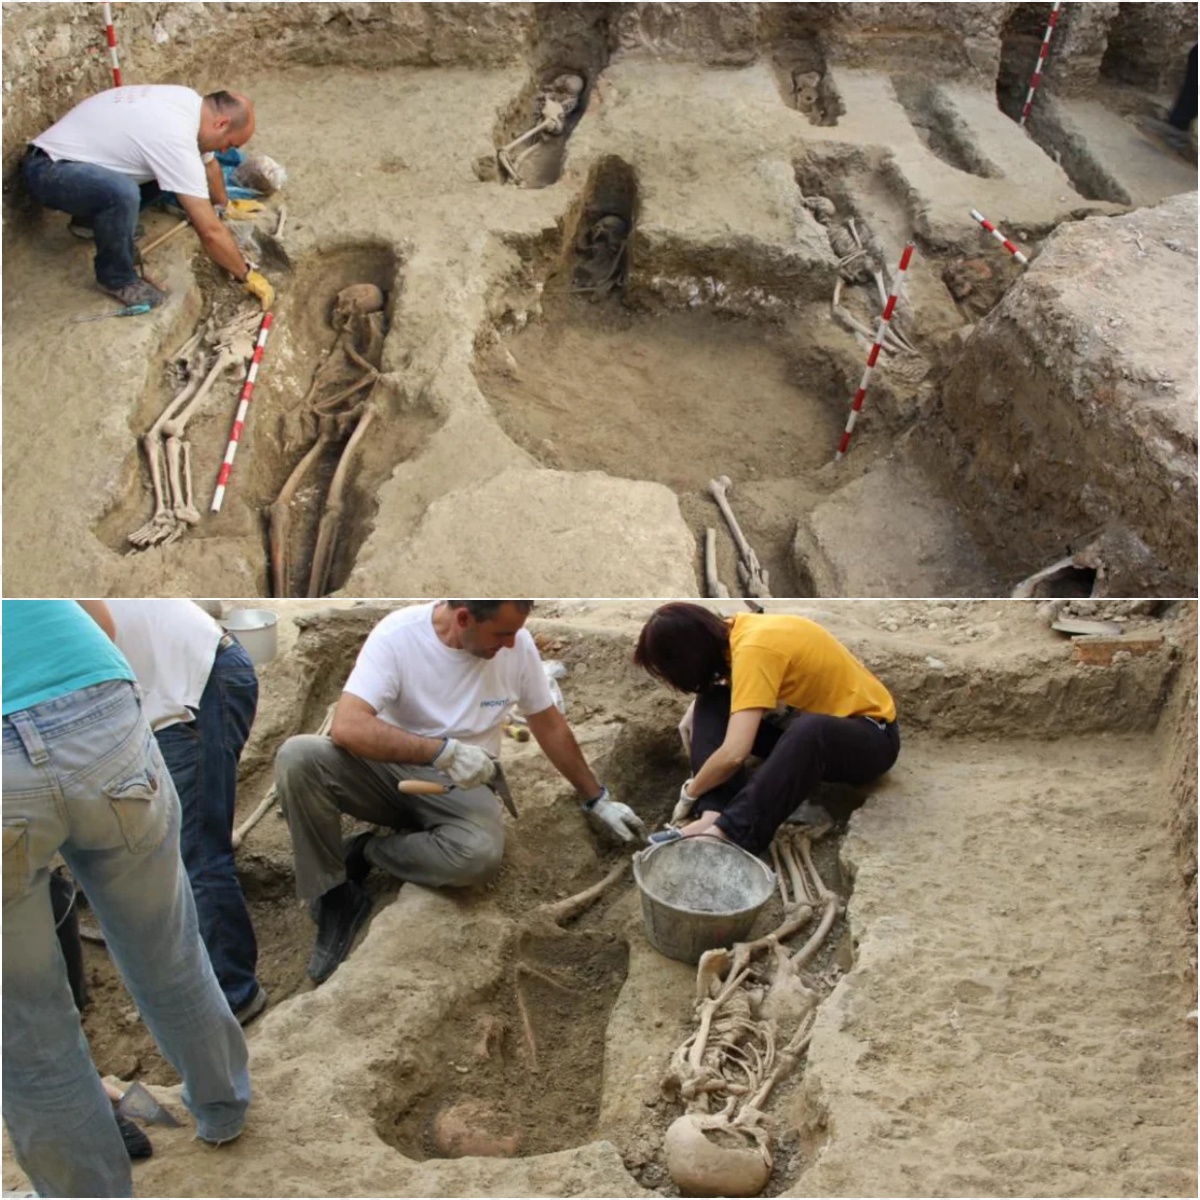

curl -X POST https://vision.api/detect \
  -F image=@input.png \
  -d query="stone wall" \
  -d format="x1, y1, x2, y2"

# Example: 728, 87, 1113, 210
924, 193, 1198, 596
6, 2, 1190, 172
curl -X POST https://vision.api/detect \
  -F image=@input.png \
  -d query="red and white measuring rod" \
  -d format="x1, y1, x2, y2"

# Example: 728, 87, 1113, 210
969, 209, 1030, 265
211, 312, 273, 513
835, 241, 915, 462
102, 2, 122, 88
1019, 0, 1062, 126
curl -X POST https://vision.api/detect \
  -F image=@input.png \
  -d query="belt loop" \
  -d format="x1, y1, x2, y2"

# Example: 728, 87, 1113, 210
8, 711, 50, 766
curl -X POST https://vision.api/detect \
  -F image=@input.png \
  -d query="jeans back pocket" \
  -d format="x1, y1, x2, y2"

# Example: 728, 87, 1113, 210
2, 819, 31, 906
104, 736, 169, 854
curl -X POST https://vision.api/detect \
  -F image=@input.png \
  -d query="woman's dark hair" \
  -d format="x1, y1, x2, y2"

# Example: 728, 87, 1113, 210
633, 602, 731, 693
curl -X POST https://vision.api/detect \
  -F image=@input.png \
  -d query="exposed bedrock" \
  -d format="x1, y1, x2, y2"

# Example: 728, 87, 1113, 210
921, 192, 1198, 596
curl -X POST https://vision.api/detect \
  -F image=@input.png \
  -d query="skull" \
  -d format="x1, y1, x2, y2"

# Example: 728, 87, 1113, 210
331, 283, 384, 330
793, 70, 822, 113
549, 73, 585, 98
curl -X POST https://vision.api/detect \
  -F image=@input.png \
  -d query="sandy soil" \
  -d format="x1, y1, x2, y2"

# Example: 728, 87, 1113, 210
5, 598, 1193, 1198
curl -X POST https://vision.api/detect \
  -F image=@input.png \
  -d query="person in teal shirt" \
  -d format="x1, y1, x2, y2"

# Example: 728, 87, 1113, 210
2, 600, 250, 1197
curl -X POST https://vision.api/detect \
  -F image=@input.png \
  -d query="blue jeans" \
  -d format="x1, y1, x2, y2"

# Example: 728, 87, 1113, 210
21, 149, 159, 289
155, 640, 260, 1011
2, 680, 250, 1198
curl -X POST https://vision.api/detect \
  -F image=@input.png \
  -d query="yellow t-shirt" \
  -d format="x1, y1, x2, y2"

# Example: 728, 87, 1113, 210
727, 613, 896, 723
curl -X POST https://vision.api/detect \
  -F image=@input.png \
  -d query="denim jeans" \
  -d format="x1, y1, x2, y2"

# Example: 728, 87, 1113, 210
20, 150, 160, 289
2, 680, 250, 1198
155, 640, 260, 1011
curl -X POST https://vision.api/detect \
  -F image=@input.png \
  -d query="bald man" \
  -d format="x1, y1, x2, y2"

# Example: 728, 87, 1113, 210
22, 86, 274, 311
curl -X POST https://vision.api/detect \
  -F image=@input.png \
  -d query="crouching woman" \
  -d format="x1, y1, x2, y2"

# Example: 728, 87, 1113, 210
633, 603, 899, 854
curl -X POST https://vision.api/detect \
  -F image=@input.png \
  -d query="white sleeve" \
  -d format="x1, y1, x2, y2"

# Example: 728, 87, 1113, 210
343, 629, 401, 714
514, 631, 556, 716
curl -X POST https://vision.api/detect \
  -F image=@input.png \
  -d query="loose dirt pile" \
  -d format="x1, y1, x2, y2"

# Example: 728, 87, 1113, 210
6, 598, 1194, 1198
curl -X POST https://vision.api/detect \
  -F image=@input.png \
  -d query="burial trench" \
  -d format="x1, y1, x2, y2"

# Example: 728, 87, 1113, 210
52, 599, 1196, 1199
93, 241, 442, 598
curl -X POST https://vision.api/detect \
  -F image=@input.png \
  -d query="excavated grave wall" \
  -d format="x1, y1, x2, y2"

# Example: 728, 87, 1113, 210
925, 192, 1198, 596
5, 2, 1193, 170
1157, 600, 1197, 947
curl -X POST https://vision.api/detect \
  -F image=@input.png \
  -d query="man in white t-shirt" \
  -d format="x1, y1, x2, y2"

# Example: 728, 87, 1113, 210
106, 600, 267, 1025
275, 600, 647, 984
21, 86, 274, 311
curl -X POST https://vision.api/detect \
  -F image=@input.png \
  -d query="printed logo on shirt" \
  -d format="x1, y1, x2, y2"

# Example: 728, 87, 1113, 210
479, 697, 512, 709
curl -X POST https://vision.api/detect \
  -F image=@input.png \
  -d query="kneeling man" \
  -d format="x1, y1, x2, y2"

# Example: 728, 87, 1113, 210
276, 600, 645, 983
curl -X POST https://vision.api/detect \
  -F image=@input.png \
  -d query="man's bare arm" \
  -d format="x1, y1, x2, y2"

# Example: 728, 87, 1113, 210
177, 193, 250, 280
329, 692, 445, 765
525, 704, 602, 800
204, 156, 230, 209
77, 600, 116, 641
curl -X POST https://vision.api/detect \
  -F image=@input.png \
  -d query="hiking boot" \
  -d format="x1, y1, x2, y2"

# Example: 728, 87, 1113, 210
100, 277, 168, 309
69, 218, 145, 240
234, 985, 269, 1027
306, 881, 371, 984
343, 831, 375, 887
115, 1113, 153, 1160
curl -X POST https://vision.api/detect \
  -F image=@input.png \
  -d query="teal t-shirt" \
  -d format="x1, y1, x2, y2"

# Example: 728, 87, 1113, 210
2, 601, 135, 716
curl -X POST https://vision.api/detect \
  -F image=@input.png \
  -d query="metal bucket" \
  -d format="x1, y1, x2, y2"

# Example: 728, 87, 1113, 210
219, 607, 279, 666
632, 835, 776, 964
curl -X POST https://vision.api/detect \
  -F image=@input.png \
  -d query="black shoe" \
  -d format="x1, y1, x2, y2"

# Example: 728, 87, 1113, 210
116, 1113, 153, 1160
306, 881, 371, 984
343, 832, 375, 886
100, 277, 168, 308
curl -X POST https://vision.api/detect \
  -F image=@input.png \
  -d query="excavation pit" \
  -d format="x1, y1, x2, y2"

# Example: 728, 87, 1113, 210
2, 5, 1195, 598
92, 241, 440, 597
377, 931, 630, 1161
33, 599, 1194, 1200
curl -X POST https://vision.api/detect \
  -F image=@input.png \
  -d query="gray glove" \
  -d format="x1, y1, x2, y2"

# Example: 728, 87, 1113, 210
582, 786, 648, 845
671, 779, 699, 825
432, 738, 496, 790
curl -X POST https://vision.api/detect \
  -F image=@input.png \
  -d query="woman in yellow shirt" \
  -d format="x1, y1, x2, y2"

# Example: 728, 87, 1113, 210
633, 603, 900, 853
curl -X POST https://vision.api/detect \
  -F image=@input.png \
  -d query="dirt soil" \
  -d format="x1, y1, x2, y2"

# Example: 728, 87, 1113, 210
5, 598, 1194, 1199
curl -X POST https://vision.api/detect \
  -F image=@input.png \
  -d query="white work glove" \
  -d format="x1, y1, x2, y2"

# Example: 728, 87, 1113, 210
671, 779, 699, 826
432, 739, 496, 790
582, 786, 648, 845
678, 699, 695, 757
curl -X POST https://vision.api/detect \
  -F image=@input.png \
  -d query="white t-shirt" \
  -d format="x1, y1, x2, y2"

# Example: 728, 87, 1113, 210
108, 600, 224, 731
33, 85, 210, 199
343, 603, 555, 758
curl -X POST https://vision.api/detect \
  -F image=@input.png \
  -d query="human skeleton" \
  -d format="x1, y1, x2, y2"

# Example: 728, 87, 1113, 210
498, 73, 585, 186
128, 306, 261, 550
268, 283, 386, 598
805, 194, 917, 356
661, 825, 841, 1196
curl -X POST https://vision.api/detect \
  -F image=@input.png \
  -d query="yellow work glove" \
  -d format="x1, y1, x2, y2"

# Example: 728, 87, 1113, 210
243, 269, 275, 310
224, 198, 265, 220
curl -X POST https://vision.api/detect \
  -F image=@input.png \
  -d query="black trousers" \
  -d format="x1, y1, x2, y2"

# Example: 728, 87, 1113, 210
690, 685, 900, 855
1169, 44, 1198, 130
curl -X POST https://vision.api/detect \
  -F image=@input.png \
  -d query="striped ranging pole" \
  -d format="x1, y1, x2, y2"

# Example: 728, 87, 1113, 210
211, 312, 273, 513
1018, 0, 1062, 126
969, 209, 1030, 265
102, 2, 122, 87
835, 241, 914, 461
